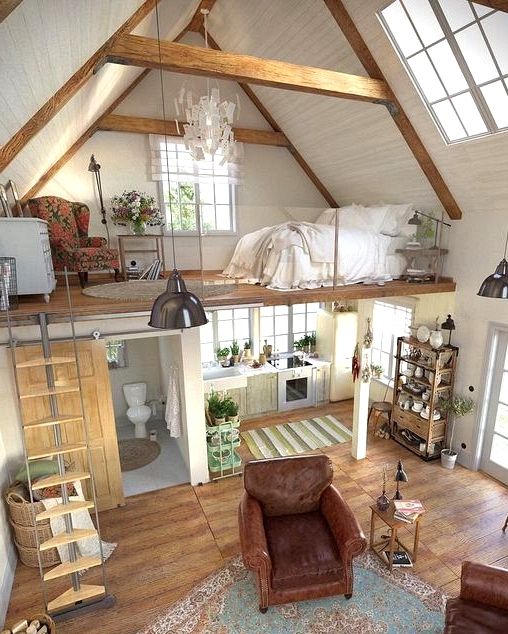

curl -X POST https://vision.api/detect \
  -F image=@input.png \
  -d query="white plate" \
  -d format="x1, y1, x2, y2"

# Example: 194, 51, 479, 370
417, 325, 430, 343
420, 411, 441, 421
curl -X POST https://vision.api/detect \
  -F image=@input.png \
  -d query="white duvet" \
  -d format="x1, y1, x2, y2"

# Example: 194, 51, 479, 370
223, 221, 406, 290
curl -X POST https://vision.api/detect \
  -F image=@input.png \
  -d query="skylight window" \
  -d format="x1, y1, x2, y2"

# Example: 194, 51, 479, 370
379, 1, 508, 143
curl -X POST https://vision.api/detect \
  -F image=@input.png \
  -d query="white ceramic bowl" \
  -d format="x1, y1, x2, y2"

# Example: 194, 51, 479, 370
412, 401, 424, 412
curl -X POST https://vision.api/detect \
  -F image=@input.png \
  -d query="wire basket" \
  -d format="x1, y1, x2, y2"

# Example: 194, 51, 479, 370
0, 256, 18, 310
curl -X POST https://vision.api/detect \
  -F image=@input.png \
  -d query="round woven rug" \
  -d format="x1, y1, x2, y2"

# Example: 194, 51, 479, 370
118, 438, 161, 471
82, 280, 238, 301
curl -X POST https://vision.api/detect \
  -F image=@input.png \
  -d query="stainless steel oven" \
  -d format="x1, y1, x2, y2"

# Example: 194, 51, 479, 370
269, 357, 316, 411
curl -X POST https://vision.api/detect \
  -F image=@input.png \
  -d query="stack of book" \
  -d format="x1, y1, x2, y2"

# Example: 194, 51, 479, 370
393, 499, 425, 523
139, 259, 163, 280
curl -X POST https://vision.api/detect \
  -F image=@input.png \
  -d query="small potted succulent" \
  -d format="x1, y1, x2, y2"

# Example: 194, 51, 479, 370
230, 340, 240, 365
243, 340, 252, 359
216, 346, 230, 366
440, 394, 475, 469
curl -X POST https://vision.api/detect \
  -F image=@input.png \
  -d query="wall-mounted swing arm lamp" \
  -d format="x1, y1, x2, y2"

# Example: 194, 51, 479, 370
148, 1, 208, 330
407, 211, 451, 249
88, 154, 110, 244
478, 230, 508, 299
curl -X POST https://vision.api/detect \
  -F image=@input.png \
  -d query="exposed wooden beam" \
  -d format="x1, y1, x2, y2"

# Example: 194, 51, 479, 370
204, 31, 338, 208
107, 35, 392, 104
323, 0, 462, 220
0, 0, 22, 22
0, 0, 159, 172
186, 0, 217, 32
97, 114, 289, 147
473, 1, 508, 10
21, 70, 151, 202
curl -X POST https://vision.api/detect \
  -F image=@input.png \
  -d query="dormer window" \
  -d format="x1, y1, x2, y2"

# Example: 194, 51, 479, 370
379, 1, 508, 143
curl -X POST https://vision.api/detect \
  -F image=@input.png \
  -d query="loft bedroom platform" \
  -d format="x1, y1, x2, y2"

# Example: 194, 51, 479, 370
0, 272, 456, 325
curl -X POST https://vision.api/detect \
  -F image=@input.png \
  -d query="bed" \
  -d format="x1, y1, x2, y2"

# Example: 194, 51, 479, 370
223, 203, 413, 290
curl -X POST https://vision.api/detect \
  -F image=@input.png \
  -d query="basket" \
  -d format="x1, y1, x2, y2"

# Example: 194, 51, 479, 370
7, 613, 56, 633
5, 490, 49, 528
14, 539, 60, 568
9, 518, 52, 548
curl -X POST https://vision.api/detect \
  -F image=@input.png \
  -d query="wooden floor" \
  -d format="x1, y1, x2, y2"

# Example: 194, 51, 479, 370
3, 272, 456, 323
6, 400, 508, 633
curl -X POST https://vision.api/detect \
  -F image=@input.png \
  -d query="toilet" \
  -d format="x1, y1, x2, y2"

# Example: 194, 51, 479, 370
123, 382, 151, 438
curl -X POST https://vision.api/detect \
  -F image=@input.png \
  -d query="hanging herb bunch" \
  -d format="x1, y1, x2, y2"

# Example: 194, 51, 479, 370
361, 353, 371, 383
363, 317, 373, 349
352, 343, 360, 381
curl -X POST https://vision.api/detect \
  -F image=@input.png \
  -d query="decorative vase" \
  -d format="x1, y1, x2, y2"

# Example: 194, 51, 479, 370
429, 330, 443, 349
130, 221, 146, 236
376, 491, 390, 511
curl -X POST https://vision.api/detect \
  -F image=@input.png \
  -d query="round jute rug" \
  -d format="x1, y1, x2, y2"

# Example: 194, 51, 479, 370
118, 438, 161, 471
82, 280, 238, 302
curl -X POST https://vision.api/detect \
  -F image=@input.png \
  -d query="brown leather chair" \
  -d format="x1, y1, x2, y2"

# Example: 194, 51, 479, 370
445, 561, 508, 633
238, 454, 366, 613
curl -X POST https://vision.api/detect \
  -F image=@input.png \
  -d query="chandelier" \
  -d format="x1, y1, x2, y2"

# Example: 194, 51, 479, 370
177, 9, 237, 164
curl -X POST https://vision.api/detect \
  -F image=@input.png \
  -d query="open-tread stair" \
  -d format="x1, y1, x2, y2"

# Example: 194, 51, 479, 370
44, 556, 102, 580
36, 500, 95, 522
47, 585, 106, 613
15, 356, 76, 368
22, 414, 83, 429
28, 442, 87, 460
31, 471, 90, 490
19, 384, 80, 399
40, 528, 98, 551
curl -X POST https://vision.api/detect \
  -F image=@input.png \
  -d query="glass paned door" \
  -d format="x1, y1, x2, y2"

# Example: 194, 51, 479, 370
481, 330, 508, 485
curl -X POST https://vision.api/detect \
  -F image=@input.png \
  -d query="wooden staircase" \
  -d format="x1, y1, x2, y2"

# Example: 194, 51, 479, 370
7, 311, 110, 616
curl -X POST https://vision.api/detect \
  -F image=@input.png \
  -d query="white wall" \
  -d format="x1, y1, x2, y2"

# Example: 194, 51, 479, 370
108, 337, 162, 425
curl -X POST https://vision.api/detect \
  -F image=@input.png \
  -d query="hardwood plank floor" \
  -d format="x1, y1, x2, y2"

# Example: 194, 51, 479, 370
5, 400, 508, 633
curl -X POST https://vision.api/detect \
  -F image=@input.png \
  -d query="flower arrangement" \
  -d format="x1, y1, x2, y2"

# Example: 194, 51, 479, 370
110, 190, 164, 234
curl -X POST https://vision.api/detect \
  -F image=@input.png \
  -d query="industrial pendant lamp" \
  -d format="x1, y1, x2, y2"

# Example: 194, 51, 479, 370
478, 231, 508, 299
148, 3, 207, 330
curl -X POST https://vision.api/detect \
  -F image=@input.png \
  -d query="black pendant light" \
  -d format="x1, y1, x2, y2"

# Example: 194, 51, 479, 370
148, 2, 208, 330
149, 269, 207, 329
478, 231, 508, 299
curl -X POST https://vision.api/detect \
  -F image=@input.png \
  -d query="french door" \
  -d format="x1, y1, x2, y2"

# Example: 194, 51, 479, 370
481, 329, 508, 485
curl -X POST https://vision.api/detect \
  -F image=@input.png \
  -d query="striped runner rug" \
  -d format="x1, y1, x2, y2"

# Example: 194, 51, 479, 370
241, 414, 352, 460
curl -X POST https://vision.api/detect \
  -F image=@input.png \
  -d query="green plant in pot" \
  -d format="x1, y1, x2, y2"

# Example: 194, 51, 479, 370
370, 364, 384, 379
440, 394, 475, 469
207, 390, 227, 424
243, 340, 252, 358
230, 340, 240, 365
224, 396, 239, 423
216, 346, 230, 366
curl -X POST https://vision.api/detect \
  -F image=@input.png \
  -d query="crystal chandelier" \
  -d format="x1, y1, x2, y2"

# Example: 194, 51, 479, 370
177, 9, 237, 164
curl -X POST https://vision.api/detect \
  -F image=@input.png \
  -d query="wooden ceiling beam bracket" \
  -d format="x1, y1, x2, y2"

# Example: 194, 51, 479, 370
106, 35, 392, 104
0, 0, 160, 172
323, 0, 462, 220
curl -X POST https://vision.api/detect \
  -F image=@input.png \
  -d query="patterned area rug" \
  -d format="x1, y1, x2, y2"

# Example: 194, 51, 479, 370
137, 553, 445, 634
82, 280, 238, 301
118, 438, 161, 471
241, 415, 352, 459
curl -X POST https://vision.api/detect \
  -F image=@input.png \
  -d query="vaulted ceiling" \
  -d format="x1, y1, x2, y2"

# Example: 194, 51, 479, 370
1, 0, 507, 220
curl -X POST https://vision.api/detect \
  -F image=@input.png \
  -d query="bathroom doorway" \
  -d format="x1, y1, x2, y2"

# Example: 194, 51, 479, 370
105, 333, 190, 497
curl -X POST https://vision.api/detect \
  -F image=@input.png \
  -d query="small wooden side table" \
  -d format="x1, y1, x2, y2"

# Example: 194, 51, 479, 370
118, 234, 166, 280
369, 501, 422, 571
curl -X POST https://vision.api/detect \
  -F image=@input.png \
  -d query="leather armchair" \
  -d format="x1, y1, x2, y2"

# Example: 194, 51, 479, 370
445, 561, 508, 633
238, 454, 366, 612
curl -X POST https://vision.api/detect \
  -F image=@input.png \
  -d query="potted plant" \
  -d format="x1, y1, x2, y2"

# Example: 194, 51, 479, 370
224, 396, 239, 423
370, 364, 384, 379
110, 190, 164, 235
207, 390, 227, 424
440, 394, 475, 469
216, 346, 230, 366
230, 340, 240, 365
243, 340, 252, 359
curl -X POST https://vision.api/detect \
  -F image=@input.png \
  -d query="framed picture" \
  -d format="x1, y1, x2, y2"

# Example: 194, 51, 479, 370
0, 185, 11, 217
6, 180, 28, 217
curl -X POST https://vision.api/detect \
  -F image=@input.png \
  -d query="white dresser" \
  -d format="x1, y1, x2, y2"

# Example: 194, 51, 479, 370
0, 218, 56, 302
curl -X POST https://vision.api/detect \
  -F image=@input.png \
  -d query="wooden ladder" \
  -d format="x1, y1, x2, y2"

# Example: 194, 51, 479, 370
7, 311, 110, 617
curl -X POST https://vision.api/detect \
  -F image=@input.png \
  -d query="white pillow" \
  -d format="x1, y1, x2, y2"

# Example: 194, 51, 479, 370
380, 203, 415, 237
315, 208, 338, 225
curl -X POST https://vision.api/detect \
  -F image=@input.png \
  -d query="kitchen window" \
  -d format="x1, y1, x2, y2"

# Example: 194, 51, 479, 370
379, 1, 508, 143
259, 303, 320, 354
371, 300, 414, 381
201, 308, 253, 363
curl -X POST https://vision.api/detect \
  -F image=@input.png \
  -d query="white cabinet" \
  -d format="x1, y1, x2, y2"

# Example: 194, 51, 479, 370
315, 364, 330, 404
0, 218, 56, 302
246, 373, 278, 417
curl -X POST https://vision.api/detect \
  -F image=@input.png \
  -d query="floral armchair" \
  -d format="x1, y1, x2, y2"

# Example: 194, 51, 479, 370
28, 196, 120, 287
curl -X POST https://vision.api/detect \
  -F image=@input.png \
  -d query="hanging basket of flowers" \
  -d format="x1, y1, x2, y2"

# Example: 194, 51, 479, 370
110, 190, 164, 235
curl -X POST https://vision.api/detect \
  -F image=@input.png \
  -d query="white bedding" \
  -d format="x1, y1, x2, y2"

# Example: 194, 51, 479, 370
223, 221, 406, 290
